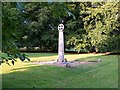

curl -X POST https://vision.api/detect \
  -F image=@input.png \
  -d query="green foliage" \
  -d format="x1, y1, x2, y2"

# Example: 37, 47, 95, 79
2, 2, 119, 60
2, 3, 19, 54
1, 54, 118, 88
2, 2, 30, 65
16, 2, 77, 51
17, 3, 58, 51
83, 2, 119, 52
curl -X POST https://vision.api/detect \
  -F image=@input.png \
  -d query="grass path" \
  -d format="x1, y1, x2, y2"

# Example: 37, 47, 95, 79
0, 53, 118, 88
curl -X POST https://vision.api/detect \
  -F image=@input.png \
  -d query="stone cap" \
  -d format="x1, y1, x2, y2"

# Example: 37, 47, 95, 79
58, 24, 64, 31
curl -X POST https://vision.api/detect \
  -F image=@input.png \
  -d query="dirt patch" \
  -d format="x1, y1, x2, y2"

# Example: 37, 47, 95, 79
32, 60, 93, 67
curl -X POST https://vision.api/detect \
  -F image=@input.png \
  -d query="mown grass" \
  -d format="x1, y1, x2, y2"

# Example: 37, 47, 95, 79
0, 53, 118, 88
27, 53, 103, 62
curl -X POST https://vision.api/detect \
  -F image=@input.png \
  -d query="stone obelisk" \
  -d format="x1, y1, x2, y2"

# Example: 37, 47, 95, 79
58, 24, 64, 63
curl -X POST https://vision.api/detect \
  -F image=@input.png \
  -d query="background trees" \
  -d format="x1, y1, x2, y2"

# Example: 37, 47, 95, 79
2, 2, 119, 56
83, 2, 119, 52
2, 3, 19, 54
2, 2, 30, 64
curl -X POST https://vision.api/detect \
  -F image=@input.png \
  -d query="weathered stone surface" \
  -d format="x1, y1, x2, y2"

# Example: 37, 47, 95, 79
58, 24, 64, 62
32, 60, 92, 68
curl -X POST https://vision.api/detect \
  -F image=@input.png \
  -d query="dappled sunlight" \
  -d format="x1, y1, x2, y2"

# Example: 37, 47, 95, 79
26, 53, 57, 58
65, 54, 104, 61
29, 53, 104, 62
1, 54, 116, 75
30, 55, 58, 62
2, 1, 119, 88
1, 61, 40, 74
1, 54, 118, 88
1, 54, 104, 75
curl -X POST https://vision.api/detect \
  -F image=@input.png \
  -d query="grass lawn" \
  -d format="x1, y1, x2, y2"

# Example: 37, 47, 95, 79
0, 53, 118, 88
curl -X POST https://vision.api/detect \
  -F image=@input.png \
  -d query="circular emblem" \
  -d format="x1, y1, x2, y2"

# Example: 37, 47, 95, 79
58, 24, 64, 31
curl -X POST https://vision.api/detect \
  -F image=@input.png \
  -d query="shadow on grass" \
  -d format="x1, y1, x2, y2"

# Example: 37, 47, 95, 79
2, 55, 118, 89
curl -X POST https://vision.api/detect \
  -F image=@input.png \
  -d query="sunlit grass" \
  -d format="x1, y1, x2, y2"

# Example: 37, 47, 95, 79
0, 52, 104, 62
0, 53, 118, 88
29, 53, 103, 62
0, 61, 41, 75
1, 53, 102, 74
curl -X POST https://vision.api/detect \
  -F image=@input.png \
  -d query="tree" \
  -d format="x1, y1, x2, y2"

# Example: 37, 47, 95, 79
2, 2, 30, 65
83, 2, 119, 52
2, 2, 119, 64
1, 2, 76, 64
65, 2, 91, 53
16, 2, 76, 51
